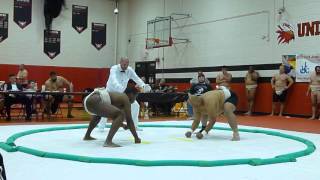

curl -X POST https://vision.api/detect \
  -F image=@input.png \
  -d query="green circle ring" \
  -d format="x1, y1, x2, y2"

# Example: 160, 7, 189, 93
0, 124, 316, 167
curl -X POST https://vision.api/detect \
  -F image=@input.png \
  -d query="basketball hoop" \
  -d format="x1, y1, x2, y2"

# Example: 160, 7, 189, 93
146, 38, 161, 49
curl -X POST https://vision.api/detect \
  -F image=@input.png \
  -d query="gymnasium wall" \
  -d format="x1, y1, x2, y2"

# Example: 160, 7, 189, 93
122, 0, 320, 116
0, 0, 117, 93
0, 0, 116, 68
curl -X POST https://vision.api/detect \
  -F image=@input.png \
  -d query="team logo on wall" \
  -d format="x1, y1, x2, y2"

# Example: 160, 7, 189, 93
14, 0, 32, 29
0, 13, 8, 43
72, 5, 88, 33
276, 20, 320, 45
276, 22, 295, 44
91, 23, 106, 50
44, 30, 61, 59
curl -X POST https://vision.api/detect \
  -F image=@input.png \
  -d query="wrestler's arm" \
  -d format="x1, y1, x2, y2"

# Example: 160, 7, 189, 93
216, 74, 223, 84
286, 75, 294, 89
44, 80, 51, 91
128, 67, 145, 88
204, 118, 216, 133
271, 76, 275, 89
252, 72, 259, 81
122, 97, 140, 142
226, 73, 232, 82
61, 77, 72, 91
191, 111, 201, 132
307, 76, 312, 96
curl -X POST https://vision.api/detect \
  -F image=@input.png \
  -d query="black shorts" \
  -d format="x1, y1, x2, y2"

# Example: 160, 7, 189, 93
225, 91, 238, 106
273, 90, 287, 102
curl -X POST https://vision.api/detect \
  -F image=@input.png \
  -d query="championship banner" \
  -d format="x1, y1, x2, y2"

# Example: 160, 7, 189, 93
0, 154, 6, 180
14, 0, 32, 29
296, 55, 320, 82
0, 13, 8, 43
91, 23, 106, 50
44, 30, 61, 59
72, 5, 88, 33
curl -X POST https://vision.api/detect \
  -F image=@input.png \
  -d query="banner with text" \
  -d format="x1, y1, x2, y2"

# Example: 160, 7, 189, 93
0, 13, 8, 43
72, 5, 88, 33
296, 55, 320, 82
14, 0, 32, 29
44, 30, 61, 59
91, 23, 106, 50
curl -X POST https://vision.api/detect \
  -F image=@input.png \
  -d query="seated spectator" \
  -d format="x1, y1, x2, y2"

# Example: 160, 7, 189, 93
190, 73, 213, 96
16, 64, 28, 87
190, 71, 210, 85
154, 79, 176, 93
4, 74, 32, 121
44, 71, 74, 118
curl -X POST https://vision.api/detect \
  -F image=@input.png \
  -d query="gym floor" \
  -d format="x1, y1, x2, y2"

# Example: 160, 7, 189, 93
0, 111, 319, 180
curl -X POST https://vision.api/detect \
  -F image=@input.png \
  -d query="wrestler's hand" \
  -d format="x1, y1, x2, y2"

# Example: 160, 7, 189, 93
135, 137, 141, 144
142, 84, 152, 93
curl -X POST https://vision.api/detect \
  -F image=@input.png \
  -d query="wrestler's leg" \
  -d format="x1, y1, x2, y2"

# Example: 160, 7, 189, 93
310, 92, 317, 119
245, 88, 251, 115
247, 88, 256, 115
63, 95, 73, 118
224, 102, 240, 141
199, 114, 208, 133
90, 102, 122, 147
104, 111, 124, 147
185, 111, 201, 138
317, 91, 320, 120
83, 115, 101, 140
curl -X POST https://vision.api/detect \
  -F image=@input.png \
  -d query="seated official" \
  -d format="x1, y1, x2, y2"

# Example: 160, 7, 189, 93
25, 80, 42, 114
4, 74, 32, 121
44, 71, 74, 118
150, 79, 176, 115
153, 79, 176, 93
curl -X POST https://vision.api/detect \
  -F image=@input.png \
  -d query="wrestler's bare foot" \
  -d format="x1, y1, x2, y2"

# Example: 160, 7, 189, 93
103, 142, 121, 147
231, 133, 240, 141
83, 136, 96, 141
309, 116, 315, 120
270, 113, 274, 116
279, 113, 283, 117
244, 111, 251, 116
